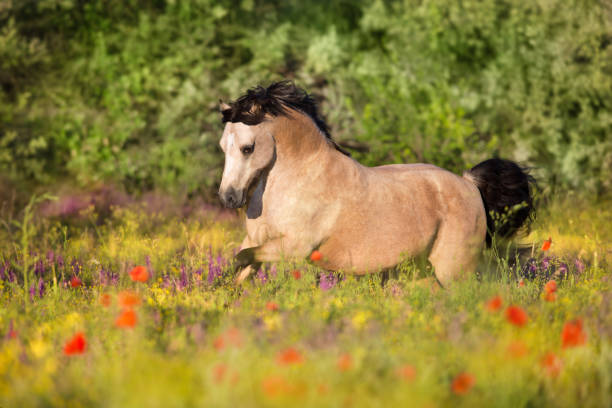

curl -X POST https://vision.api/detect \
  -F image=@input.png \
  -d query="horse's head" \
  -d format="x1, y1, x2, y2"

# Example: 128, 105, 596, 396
218, 106, 276, 208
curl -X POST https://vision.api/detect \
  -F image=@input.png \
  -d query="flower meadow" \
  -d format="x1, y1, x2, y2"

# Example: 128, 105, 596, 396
0, 196, 611, 407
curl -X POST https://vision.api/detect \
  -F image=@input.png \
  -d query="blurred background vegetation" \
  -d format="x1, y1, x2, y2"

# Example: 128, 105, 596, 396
1, 0, 611, 203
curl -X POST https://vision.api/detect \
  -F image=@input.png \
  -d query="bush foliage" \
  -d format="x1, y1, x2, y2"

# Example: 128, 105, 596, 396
1, 0, 611, 197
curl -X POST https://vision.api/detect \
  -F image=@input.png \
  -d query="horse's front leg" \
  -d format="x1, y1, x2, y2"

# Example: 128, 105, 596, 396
233, 236, 314, 284
233, 236, 261, 284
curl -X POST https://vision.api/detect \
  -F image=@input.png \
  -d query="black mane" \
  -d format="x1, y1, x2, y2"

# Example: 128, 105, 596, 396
221, 81, 350, 156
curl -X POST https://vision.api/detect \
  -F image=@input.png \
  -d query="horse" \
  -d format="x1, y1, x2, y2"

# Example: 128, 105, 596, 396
218, 81, 535, 286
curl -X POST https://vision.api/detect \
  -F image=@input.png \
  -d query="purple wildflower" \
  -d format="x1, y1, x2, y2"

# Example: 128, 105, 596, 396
57, 255, 64, 269
34, 259, 44, 278
37, 278, 45, 298
46, 250, 55, 265
29, 284, 36, 301
319, 272, 338, 291
179, 265, 188, 290
541, 257, 551, 271
256, 268, 268, 285
575, 259, 585, 274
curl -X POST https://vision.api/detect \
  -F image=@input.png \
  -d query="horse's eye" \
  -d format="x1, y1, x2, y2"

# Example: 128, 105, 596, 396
241, 144, 254, 155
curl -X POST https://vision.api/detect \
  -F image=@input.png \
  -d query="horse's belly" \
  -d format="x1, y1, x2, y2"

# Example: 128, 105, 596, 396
318, 213, 438, 273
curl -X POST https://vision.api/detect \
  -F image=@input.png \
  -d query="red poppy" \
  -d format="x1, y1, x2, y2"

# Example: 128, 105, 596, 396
486, 295, 503, 312
544, 292, 557, 302
213, 363, 227, 383
277, 347, 304, 365
292, 270, 302, 280
396, 364, 416, 381
129, 265, 149, 282
540, 352, 562, 377
507, 341, 528, 358
541, 237, 552, 251
64, 332, 87, 355
544, 280, 557, 294
8, 329, 18, 339
506, 305, 528, 327
561, 319, 587, 348
337, 354, 353, 371
214, 327, 243, 351
518, 279, 525, 287
100, 293, 112, 307
266, 301, 279, 312
451, 372, 475, 395
70, 276, 82, 288
262, 375, 289, 397
310, 250, 322, 262
115, 308, 137, 329
118, 290, 141, 308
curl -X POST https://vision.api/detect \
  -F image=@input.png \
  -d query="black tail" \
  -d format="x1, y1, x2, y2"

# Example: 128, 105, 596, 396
467, 158, 536, 247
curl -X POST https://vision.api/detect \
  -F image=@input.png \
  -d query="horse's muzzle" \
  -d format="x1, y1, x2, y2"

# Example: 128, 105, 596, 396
219, 187, 245, 209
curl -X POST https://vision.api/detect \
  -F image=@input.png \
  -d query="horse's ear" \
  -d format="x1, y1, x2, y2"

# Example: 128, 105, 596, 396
219, 100, 231, 112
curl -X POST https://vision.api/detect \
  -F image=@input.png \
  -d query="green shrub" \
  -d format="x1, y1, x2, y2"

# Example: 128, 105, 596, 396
1, 0, 611, 197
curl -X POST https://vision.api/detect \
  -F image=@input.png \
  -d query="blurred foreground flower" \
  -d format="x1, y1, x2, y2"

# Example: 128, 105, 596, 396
266, 301, 279, 312
129, 265, 149, 282
561, 319, 587, 348
118, 290, 141, 308
214, 327, 243, 351
115, 309, 137, 329
277, 348, 304, 365
544, 280, 557, 302
70, 276, 82, 288
64, 332, 87, 355
310, 250, 322, 261
540, 352, 562, 377
541, 237, 552, 251
451, 372, 475, 395
507, 341, 528, 358
337, 354, 353, 371
100, 293, 111, 307
396, 364, 416, 381
486, 295, 502, 312
506, 305, 528, 327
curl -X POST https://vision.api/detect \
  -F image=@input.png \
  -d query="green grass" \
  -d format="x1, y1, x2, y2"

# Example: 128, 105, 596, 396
0, 197, 610, 407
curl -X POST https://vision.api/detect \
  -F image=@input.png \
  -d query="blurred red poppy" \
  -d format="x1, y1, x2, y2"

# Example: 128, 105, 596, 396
506, 305, 528, 327
277, 347, 304, 365
292, 270, 302, 280
64, 332, 86, 355
129, 265, 149, 282
118, 290, 141, 308
70, 276, 82, 288
507, 341, 528, 358
337, 354, 352, 371
396, 364, 416, 381
310, 250, 322, 261
486, 295, 502, 312
213, 363, 227, 383
544, 280, 557, 294
541, 352, 562, 377
100, 293, 112, 307
561, 319, 587, 348
541, 237, 552, 251
115, 308, 137, 329
451, 372, 475, 395
266, 301, 279, 311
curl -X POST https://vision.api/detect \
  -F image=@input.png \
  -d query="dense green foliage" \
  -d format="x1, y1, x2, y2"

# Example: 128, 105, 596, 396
2, 0, 611, 197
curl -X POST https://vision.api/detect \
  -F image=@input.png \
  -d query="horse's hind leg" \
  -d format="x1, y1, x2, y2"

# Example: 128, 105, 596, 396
428, 220, 485, 287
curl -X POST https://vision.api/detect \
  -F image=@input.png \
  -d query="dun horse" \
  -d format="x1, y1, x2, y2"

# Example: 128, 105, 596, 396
218, 81, 535, 286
